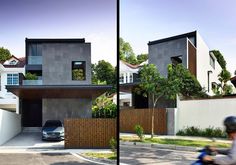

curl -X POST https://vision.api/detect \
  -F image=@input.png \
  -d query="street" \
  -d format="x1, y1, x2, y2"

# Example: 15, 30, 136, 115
0, 153, 98, 165
120, 145, 199, 165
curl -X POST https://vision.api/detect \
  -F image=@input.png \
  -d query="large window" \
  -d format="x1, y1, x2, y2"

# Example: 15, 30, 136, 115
72, 61, 86, 80
129, 74, 133, 83
7, 74, 19, 85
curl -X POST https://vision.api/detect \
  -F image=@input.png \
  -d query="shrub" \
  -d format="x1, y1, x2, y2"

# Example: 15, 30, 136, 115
134, 125, 144, 141
25, 72, 37, 80
92, 103, 117, 118
176, 126, 227, 138
109, 137, 117, 153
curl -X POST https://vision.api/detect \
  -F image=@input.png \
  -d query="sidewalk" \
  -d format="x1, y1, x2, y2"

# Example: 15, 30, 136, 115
120, 133, 231, 143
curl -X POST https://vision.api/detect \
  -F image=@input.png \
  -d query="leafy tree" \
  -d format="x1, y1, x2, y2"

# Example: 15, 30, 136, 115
137, 53, 148, 64
126, 54, 138, 65
210, 50, 226, 69
119, 38, 135, 58
139, 64, 180, 138
139, 64, 206, 138
92, 60, 116, 85
0, 47, 11, 61
216, 69, 232, 95
120, 38, 141, 65
168, 64, 205, 97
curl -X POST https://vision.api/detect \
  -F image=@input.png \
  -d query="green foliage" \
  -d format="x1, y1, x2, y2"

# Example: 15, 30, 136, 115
134, 125, 144, 141
168, 64, 206, 98
72, 69, 85, 80
137, 54, 148, 64
214, 69, 233, 95
92, 60, 116, 85
210, 50, 226, 69
25, 72, 37, 80
126, 54, 138, 65
176, 126, 227, 138
119, 38, 147, 65
109, 137, 117, 153
92, 94, 117, 118
0, 47, 11, 61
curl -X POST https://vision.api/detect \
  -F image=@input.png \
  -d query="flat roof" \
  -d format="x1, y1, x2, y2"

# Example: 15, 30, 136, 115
25, 38, 87, 43
148, 31, 196, 45
6, 85, 112, 99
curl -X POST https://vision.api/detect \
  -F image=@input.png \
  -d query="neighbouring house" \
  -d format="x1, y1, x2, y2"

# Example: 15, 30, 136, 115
230, 76, 236, 88
6, 38, 112, 128
148, 30, 222, 96
0, 55, 25, 113
119, 60, 147, 107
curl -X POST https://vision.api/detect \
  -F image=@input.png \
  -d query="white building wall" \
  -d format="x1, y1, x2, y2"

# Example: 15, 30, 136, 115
196, 32, 222, 95
176, 97, 236, 133
0, 67, 25, 113
0, 109, 21, 145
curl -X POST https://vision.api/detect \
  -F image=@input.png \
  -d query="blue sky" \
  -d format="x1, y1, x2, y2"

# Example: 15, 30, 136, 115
120, 0, 236, 75
0, 0, 117, 66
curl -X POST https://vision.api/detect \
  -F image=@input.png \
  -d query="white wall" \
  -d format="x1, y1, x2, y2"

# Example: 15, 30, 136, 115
0, 109, 21, 145
0, 67, 25, 114
196, 32, 222, 95
176, 97, 236, 133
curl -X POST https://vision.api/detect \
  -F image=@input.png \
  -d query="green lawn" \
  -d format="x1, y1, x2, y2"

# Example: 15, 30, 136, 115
82, 152, 117, 160
120, 136, 230, 148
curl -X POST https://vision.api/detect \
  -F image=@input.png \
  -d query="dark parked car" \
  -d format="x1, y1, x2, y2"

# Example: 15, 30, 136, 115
42, 120, 64, 141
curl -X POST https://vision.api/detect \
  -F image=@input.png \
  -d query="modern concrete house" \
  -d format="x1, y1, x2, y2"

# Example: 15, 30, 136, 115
148, 31, 222, 96
6, 38, 111, 127
0, 55, 25, 112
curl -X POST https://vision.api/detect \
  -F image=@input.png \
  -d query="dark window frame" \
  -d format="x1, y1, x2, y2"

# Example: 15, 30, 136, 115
72, 61, 86, 81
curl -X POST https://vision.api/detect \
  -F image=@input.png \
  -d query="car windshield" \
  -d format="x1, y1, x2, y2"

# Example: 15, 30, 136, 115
44, 121, 62, 127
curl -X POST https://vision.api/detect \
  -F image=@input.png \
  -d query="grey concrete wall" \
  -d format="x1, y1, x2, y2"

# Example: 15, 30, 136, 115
148, 38, 188, 77
166, 108, 177, 135
42, 43, 91, 85
42, 98, 92, 125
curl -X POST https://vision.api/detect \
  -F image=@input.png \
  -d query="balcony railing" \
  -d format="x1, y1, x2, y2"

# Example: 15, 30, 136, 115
23, 80, 42, 85
28, 56, 42, 65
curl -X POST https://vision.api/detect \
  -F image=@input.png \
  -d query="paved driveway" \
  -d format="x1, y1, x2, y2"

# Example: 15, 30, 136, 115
0, 153, 97, 165
1, 132, 64, 149
120, 145, 198, 165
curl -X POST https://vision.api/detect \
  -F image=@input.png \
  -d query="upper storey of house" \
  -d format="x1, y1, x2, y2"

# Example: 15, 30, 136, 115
25, 38, 91, 85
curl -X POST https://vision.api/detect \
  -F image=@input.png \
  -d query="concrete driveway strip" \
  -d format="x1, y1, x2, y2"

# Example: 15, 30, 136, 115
120, 144, 199, 165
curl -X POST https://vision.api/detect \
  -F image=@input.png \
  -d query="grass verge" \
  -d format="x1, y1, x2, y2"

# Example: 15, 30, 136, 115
82, 152, 117, 160
120, 136, 230, 148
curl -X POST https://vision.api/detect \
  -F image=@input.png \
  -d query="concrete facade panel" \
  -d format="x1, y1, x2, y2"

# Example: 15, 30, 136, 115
42, 98, 92, 125
42, 43, 91, 85
149, 38, 188, 77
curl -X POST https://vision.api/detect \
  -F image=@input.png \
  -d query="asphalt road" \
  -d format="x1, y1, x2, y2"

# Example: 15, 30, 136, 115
0, 153, 98, 165
120, 145, 199, 165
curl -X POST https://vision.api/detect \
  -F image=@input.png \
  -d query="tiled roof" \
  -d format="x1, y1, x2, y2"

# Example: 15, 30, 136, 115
120, 60, 141, 69
1, 55, 25, 68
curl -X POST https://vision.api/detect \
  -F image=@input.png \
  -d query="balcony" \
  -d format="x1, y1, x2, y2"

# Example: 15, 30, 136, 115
23, 80, 42, 85
28, 56, 42, 65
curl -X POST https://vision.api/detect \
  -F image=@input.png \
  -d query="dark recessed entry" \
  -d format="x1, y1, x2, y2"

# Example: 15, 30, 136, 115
22, 99, 42, 127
